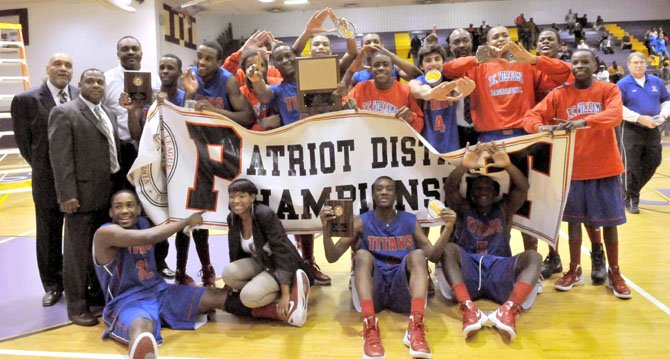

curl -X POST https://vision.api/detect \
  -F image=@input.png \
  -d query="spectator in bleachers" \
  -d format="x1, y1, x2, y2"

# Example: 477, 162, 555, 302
600, 35, 615, 54
594, 15, 604, 31
574, 22, 585, 47
577, 39, 590, 50
660, 60, 670, 85
527, 18, 539, 50
621, 35, 632, 51
608, 61, 625, 83
595, 64, 610, 82
578, 13, 589, 29
565, 9, 577, 34
558, 42, 573, 61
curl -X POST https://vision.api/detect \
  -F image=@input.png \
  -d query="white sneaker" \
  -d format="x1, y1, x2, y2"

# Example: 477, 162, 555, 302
287, 269, 310, 327
129, 332, 157, 359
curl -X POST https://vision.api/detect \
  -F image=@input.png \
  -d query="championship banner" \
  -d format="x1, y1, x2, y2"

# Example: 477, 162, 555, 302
129, 102, 575, 247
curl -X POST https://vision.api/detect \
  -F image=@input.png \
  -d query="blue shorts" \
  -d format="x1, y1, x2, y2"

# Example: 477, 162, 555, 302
478, 128, 527, 142
563, 176, 626, 227
459, 247, 517, 304
102, 284, 206, 345
371, 256, 412, 313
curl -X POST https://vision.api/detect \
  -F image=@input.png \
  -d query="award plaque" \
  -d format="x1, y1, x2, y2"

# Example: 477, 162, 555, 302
296, 55, 341, 114
124, 71, 152, 106
325, 199, 354, 237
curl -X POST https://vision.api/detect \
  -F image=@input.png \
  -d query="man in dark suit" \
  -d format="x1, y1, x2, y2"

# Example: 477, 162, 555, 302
48, 68, 123, 326
10, 53, 77, 307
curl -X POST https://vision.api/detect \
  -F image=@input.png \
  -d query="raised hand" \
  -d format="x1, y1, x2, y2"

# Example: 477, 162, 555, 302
241, 30, 268, 53
501, 41, 537, 64
428, 80, 460, 101
457, 77, 476, 97
462, 142, 486, 169
439, 207, 457, 226
245, 50, 264, 83
305, 8, 335, 35
182, 69, 199, 97
319, 205, 336, 226
119, 92, 133, 110
487, 141, 511, 168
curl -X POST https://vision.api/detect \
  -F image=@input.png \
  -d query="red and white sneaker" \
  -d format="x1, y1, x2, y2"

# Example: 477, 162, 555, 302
287, 269, 310, 327
403, 314, 432, 358
460, 300, 488, 339
606, 265, 632, 299
129, 332, 157, 359
554, 264, 585, 291
488, 301, 520, 341
362, 317, 385, 359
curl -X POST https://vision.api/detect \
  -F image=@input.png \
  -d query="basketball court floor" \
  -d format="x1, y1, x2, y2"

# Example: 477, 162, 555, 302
1, 143, 669, 358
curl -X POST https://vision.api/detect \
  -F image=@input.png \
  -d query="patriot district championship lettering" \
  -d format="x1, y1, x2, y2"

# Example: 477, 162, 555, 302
129, 102, 575, 247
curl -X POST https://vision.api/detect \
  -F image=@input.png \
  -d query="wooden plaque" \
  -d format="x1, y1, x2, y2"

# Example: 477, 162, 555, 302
325, 199, 354, 237
295, 55, 341, 114
124, 71, 152, 106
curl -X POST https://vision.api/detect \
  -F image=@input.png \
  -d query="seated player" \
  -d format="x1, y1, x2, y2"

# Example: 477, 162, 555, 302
437, 142, 541, 341
221, 178, 312, 327
343, 51, 425, 133
522, 49, 632, 299
320, 176, 456, 359
408, 44, 476, 153
93, 190, 230, 359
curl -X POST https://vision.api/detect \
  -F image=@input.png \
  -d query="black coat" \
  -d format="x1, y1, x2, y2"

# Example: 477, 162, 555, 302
227, 203, 314, 286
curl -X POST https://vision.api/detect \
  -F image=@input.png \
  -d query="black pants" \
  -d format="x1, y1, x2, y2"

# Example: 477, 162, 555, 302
34, 201, 64, 293
458, 125, 479, 149
621, 122, 662, 206
63, 209, 108, 315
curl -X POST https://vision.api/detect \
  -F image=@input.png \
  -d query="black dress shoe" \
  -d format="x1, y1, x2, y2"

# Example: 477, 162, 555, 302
42, 291, 62, 307
159, 266, 176, 279
69, 312, 99, 326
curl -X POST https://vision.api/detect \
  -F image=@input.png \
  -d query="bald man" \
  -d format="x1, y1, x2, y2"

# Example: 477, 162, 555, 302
11, 53, 78, 307
448, 28, 478, 148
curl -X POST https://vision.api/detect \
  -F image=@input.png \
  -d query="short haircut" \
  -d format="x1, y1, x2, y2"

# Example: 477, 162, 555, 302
361, 33, 382, 46
161, 54, 182, 70
466, 175, 500, 205
449, 28, 471, 41
373, 176, 395, 190
240, 50, 268, 70
117, 35, 141, 50
110, 189, 140, 206
229, 178, 258, 195
200, 40, 224, 61
573, 48, 597, 62
628, 51, 646, 63
271, 41, 290, 53
538, 27, 560, 41
417, 44, 447, 66
80, 68, 104, 81
370, 51, 392, 64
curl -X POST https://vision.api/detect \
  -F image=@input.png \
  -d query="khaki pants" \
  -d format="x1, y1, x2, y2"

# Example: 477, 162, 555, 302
222, 258, 280, 308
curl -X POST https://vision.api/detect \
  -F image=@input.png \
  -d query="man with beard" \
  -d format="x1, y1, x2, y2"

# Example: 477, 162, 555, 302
522, 49, 631, 300
49, 69, 123, 325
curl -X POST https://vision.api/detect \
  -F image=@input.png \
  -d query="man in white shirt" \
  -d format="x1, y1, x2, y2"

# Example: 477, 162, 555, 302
104, 36, 160, 177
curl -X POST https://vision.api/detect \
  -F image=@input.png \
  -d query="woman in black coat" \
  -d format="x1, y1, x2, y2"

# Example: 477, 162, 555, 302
222, 178, 314, 327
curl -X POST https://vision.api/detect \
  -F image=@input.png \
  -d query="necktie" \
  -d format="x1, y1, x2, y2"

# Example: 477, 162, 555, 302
93, 106, 121, 173
463, 96, 473, 125
58, 90, 68, 104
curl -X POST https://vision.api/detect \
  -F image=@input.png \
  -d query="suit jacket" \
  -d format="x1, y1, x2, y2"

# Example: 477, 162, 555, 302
10, 82, 78, 207
48, 97, 121, 212
227, 203, 314, 286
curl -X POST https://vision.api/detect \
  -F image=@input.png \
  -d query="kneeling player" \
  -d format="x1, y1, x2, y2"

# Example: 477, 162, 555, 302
320, 176, 455, 359
437, 143, 541, 341
93, 190, 230, 359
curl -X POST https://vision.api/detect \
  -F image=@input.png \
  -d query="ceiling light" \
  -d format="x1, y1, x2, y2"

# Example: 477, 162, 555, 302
284, 0, 309, 5
259, 0, 275, 3
107, 0, 136, 12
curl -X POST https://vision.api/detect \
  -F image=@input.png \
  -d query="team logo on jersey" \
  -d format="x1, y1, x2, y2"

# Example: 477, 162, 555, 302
566, 102, 602, 120
651, 85, 658, 92
488, 71, 523, 86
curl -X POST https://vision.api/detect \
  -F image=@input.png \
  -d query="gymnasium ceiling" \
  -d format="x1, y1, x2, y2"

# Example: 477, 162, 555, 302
174, 0, 506, 15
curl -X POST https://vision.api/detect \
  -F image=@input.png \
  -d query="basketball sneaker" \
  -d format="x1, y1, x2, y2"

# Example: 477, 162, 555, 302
540, 252, 562, 279
403, 314, 431, 358
175, 269, 195, 286
200, 264, 216, 288
306, 258, 332, 286
606, 265, 632, 299
460, 300, 488, 339
287, 269, 310, 327
554, 264, 585, 291
590, 244, 607, 285
488, 301, 520, 341
129, 332, 157, 359
362, 316, 385, 359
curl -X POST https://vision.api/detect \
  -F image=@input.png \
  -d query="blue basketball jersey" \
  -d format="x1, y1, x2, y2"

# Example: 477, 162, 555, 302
95, 217, 167, 305
270, 81, 309, 125
169, 89, 185, 107
359, 211, 416, 269
416, 75, 459, 153
455, 204, 511, 257
193, 66, 232, 110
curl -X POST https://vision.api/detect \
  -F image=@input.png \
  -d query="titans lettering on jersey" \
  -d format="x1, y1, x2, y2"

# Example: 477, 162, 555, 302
466, 216, 504, 238
193, 67, 232, 110
361, 100, 399, 114
271, 82, 309, 125
566, 102, 602, 120
367, 235, 414, 252
488, 70, 524, 97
